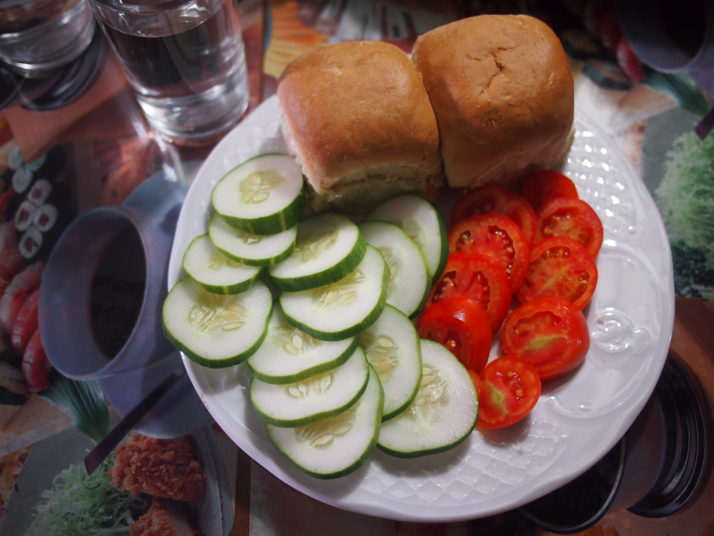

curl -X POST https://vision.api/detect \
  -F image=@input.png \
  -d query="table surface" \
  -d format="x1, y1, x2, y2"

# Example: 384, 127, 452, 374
1, 1, 713, 535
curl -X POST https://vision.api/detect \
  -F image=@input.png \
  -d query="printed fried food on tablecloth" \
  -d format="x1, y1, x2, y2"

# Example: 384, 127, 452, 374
111, 433, 205, 503
129, 498, 200, 536
0, 446, 31, 519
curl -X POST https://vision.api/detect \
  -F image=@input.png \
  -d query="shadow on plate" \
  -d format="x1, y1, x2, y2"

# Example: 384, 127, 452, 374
373, 434, 474, 478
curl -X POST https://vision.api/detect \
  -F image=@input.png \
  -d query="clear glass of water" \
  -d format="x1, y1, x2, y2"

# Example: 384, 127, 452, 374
88, 0, 249, 145
0, 0, 96, 77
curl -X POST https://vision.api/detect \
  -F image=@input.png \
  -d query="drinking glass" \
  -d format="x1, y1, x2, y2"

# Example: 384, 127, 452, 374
88, 0, 249, 145
0, 0, 95, 77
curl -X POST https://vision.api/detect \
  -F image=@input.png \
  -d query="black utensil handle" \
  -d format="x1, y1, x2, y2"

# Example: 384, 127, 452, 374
83, 367, 185, 475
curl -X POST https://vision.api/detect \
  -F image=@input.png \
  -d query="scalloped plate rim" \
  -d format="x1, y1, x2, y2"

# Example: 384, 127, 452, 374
166, 95, 674, 522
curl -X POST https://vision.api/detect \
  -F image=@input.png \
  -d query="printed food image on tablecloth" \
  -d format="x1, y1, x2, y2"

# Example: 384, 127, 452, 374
643, 108, 714, 300
1, 141, 74, 401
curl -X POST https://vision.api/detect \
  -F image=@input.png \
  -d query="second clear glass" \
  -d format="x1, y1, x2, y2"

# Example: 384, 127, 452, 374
89, 0, 249, 145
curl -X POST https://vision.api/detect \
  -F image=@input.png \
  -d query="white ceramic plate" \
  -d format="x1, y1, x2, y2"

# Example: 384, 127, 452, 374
167, 96, 674, 522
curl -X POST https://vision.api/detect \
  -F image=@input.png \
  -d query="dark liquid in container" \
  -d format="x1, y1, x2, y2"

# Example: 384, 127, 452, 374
661, 0, 706, 58
90, 227, 146, 359
100, 1, 237, 98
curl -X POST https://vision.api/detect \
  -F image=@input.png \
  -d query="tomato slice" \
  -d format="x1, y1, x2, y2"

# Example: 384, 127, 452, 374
518, 169, 579, 211
501, 297, 590, 381
448, 214, 530, 291
477, 355, 541, 429
450, 184, 537, 244
536, 197, 604, 258
417, 297, 492, 373
517, 236, 598, 310
428, 252, 511, 332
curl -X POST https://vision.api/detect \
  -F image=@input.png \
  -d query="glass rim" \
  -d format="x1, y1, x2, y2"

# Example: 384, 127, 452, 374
89, 0, 215, 14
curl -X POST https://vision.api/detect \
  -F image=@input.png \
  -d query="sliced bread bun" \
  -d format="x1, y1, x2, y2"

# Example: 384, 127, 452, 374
412, 15, 574, 190
277, 41, 443, 213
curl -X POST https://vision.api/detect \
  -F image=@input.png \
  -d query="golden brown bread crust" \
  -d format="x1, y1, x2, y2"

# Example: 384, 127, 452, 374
412, 15, 574, 189
277, 41, 443, 211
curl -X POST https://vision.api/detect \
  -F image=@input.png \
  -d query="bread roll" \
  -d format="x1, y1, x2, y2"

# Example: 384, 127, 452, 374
412, 15, 574, 190
277, 41, 443, 213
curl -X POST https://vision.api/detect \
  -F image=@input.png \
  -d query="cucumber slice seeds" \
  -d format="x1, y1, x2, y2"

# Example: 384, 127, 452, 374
250, 345, 369, 427
359, 305, 422, 421
164, 153, 480, 479
359, 220, 430, 318
266, 366, 383, 479
208, 212, 297, 266
212, 153, 304, 235
182, 234, 261, 294
268, 213, 366, 292
278, 244, 388, 341
378, 339, 478, 458
162, 277, 272, 368
368, 194, 448, 280
248, 307, 359, 384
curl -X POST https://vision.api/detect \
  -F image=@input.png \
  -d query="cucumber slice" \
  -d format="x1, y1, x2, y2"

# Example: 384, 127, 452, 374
378, 339, 478, 457
211, 153, 304, 235
266, 366, 383, 479
208, 212, 297, 266
359, 220, 430, 318
162, 278, 272, 368
279, 244, 388, 341
182, 234, 261, 294
367, 194, 447, 280
247, 307, 358, 384
268, 213, 366, 292
250, 345, 369, 427
359, 305, 422, 421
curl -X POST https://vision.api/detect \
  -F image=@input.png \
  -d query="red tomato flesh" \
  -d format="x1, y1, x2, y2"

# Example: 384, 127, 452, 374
501, 297, 590, 381
518, 169, 579, 211
417, 296, 492, 373
517, 236, 598, 311
448, 214, 531, 291
477, 355, 541, 429
536, 197, 604, 258
428, 252, 511, 332
450, 184, 538, 244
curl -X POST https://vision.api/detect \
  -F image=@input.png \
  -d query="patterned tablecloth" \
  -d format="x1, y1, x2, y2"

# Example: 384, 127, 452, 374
0, 1, 712, 535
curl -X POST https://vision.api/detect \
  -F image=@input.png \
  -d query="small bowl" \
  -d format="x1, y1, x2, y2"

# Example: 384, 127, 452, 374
98, 352, 213, 438
616, 0, 714, 93
40, 173, 185, 380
